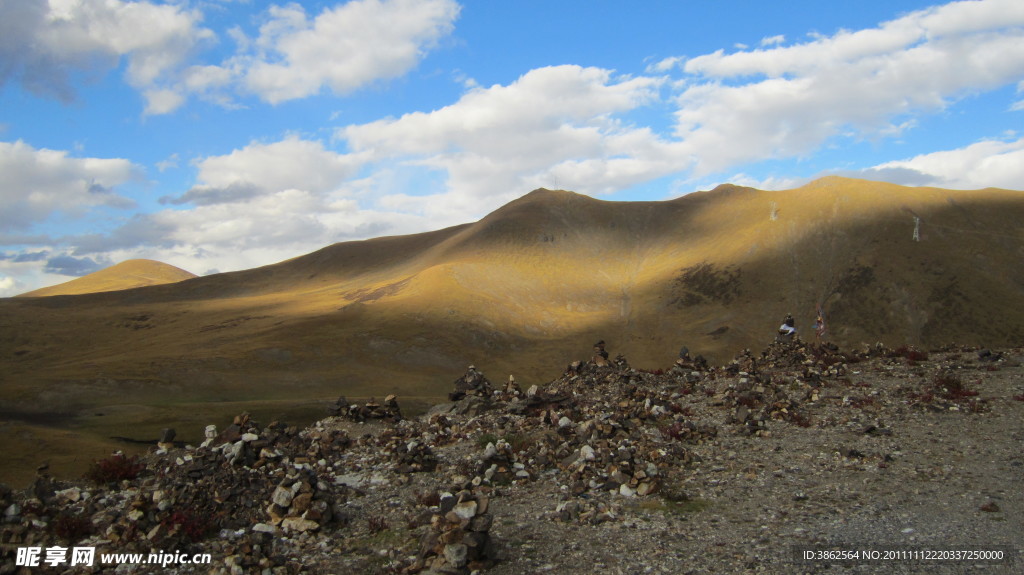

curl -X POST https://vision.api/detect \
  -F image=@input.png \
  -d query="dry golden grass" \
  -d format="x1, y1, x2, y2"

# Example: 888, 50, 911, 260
18, 259, 197, 297
2, 176, 1023, 485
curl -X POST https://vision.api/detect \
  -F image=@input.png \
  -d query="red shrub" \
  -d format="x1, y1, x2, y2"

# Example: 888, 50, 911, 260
84, 453, 144, 484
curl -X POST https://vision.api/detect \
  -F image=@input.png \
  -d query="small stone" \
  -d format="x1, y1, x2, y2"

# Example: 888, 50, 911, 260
483, 442, 498, 459
580, 445, 596, 461
252, 523, 280, 534
980, 502, 1001, 513
55, 487, 81, 502
469, 513, 493, 532
443, 543, 468, 568
281, 517, 320, 533
453, 500, 478, 520
241, 432, 259, 442
290, 493, 313, 514
271, 486, 295, 508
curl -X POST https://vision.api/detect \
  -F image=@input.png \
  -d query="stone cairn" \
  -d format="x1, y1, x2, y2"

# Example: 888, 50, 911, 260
328, 394, 403, 422
407, 487, 497, 573
448, 366, 493, 401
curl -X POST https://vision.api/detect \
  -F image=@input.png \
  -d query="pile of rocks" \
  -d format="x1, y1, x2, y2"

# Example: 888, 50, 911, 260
1, 339, 1021, 574
406, 487, 497, 573
448, 365, 493, 401
263, 469, 335, 535
327, 395, 403, 422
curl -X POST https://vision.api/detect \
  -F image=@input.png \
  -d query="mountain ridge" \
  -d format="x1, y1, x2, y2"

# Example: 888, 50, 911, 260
1, 176, 1023, 484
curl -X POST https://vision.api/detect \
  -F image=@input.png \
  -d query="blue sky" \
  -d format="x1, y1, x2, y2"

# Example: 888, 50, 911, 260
2, 0, 1023, 296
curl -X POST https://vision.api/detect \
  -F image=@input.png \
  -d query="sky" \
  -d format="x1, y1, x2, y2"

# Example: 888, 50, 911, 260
2, 0, 1024, 296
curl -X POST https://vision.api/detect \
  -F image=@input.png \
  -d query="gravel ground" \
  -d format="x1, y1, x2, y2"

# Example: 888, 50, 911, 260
2, 344, 1021, 575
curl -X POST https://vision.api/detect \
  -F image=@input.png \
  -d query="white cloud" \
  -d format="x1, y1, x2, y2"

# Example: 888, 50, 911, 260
646, 56, 684, 73
760, 34, 785, 47
234, 0, 460, 104
0, 0, 458, 114
342, 65, 680, 217
0, 140, 140, 231
70, 135, 427, 267
178, 136, 365, 203
866, 136, 1024, 189
670, 0, 1024, 176
0, 0, 212, 111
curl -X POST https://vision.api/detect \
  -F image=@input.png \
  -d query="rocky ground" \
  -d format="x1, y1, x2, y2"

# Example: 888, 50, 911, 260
1, 340, 1022, 575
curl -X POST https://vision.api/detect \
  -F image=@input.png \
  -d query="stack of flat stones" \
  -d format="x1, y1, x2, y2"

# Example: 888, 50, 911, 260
407, 488, 497, 574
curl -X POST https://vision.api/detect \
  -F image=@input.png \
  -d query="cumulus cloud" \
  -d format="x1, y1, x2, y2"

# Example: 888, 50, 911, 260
670, 0, 1024, 176
184, 0, 461, 107
341, 65, 680, 218
0, 140, 140, 231
861, 136, 1024, 190
0, 0, 457, 114
0, 0, 212, 112
159, 136, 365, 208
77, 136, 408, 262
233, 0, 459, 103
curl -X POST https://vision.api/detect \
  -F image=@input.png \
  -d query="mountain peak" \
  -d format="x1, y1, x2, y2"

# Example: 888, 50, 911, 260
18, 259, 197, 297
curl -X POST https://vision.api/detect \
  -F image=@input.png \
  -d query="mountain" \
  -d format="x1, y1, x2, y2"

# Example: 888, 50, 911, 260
1, 176, 1022, 484
17, 259, 197, 297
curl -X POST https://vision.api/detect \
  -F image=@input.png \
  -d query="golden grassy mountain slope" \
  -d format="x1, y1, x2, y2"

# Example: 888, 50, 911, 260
18, 259, 197, 297
1, 176, 1023, 484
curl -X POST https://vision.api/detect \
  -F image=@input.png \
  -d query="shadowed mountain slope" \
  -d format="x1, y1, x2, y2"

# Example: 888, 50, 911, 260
1, 176, 1023, 483
17, 259, 197, 297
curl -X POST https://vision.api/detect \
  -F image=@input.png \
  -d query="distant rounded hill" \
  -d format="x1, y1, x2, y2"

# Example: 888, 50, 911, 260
17, 259, 197, 297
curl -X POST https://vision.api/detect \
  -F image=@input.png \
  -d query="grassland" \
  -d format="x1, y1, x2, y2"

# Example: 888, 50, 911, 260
1, 176, 1022, 485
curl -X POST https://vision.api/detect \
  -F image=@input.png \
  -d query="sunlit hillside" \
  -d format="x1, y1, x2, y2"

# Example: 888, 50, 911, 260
1, 176, 1022, 485
18, 259, 197, 297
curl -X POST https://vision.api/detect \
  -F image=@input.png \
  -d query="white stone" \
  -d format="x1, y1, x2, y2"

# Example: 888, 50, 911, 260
55, 487, 81, 502
619, 484, 636, 497
483, 442, 497, 459
241, 433, 259, 442
580, 445, 596, 461
252, 523, 279, 534
452, 501, 478, 520
271, 485, 295, 508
